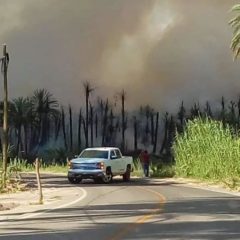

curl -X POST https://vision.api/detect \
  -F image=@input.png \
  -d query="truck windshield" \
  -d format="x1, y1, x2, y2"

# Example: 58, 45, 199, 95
79, 150, 108, 159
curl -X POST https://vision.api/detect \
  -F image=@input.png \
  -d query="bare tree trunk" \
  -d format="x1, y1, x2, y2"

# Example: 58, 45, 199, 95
16, 125, 21, 160
83, 82, 94, 148
85, 91, 89, 148
151, 111, 154, 145
90, 104, 94, 147
61, 107, 68, 150
102, 100, 109, 146
69, 105, 73, 152
55, 116, 61, 141
78, 109, 82, 152
121, 90, 126, 152
35, 158, 43, 204
153, 112, 159, 154
133, 116, 138, 151
160, 112, 168, 154
1, 44, 9, 188
95, 114, 98, 139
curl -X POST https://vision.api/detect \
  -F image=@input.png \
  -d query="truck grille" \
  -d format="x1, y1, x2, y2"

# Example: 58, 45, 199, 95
72, 163, 97, 170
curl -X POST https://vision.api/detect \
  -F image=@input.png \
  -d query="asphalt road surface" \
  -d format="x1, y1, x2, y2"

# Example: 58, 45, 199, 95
0, 176, 239, 240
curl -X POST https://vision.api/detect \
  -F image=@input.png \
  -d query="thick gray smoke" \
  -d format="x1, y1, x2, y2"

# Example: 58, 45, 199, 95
0, 0, 239, 112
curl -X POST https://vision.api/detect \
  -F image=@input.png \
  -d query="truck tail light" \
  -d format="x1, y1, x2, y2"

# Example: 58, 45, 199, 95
97, 162, 104, 170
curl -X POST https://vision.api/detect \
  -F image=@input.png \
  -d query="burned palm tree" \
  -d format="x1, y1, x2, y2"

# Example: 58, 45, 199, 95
90, 103, 94, 147
177, 101, 186, 128
69, 105, 73, 152
83, 81, 94, 148
78, 108, 82, 152
133, 116, 138, 151
228, 100, 237, 127
153, 112, 159, 154
160, 112, 169, 154
204, 101, 212, 118
95, 113, 98, 139
61, 106, 68, 150
221, 96, 226, 125
102, 99, 109, 147
120, 90, 126, 152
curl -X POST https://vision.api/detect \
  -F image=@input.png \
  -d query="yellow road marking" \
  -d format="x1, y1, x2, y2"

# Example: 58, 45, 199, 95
108, 186, 166, 240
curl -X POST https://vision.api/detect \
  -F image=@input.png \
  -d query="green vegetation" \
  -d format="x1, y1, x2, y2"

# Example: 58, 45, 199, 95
230, 4, 240, 59
132, 157, 175, 178
0, 159, 67, 192
173, 118, 240, 189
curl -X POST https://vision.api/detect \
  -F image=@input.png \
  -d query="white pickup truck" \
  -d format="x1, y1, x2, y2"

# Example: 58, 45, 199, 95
67, 147, 133, 184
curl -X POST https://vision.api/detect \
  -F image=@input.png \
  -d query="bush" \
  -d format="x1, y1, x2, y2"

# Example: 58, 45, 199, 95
173, 118, 240, 188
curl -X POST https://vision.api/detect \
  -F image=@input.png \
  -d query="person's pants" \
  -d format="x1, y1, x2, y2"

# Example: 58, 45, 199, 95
143, 163, 149, 177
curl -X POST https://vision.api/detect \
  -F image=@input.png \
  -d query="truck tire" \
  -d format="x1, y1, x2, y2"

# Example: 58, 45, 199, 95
68, 176, 82, 184
123, 165, 131, 182
102, 168, 112, 184
94, 178, 102, 184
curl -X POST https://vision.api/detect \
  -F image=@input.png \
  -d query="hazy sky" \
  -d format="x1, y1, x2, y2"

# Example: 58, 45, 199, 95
0, 0, 239, 112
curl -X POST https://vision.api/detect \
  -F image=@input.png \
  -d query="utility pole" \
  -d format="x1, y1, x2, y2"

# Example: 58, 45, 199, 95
1, 44, 9, 188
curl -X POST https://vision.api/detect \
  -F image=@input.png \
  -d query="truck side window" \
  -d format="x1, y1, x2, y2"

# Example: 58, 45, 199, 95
115, 150, 121, 159
110, 150, 117, 159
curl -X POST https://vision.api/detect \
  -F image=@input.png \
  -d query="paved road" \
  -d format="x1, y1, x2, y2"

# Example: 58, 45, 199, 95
0, 176, 239, 240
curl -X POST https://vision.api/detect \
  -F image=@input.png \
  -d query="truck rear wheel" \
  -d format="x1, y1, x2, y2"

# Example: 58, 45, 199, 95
123, 165, 131, 182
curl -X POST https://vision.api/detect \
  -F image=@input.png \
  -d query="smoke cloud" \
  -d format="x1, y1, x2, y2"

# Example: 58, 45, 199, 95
0, 0, 239, 112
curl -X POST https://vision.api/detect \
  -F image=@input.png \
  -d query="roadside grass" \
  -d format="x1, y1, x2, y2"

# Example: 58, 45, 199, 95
132, 157, 175, 178
0, 159, 67, 192
173, 117, 240, 190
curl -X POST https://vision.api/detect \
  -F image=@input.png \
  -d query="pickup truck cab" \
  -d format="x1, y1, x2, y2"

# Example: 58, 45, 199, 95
68, 147, 133, 184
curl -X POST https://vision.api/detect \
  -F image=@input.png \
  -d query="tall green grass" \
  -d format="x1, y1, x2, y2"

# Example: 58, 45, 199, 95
173, 118, 240, 189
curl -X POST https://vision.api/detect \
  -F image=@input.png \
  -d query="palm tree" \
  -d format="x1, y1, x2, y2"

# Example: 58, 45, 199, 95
229, 4, 240, 59
31, 89, 59, 148
10, 97, 33, 159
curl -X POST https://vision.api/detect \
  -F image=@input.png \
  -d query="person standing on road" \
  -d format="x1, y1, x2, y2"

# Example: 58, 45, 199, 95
140, 150, 150, 177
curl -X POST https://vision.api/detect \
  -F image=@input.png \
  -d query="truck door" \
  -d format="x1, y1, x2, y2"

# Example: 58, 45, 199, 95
115, 149, 125, 173
110, 150, 120, 174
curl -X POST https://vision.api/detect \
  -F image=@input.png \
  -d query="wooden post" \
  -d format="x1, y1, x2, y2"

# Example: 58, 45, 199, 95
35, 158, 43, 204
2, 44, 9, 188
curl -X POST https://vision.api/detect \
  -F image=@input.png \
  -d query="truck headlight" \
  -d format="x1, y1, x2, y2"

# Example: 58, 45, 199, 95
68, 160, 73, 169
97, 162, 104, 170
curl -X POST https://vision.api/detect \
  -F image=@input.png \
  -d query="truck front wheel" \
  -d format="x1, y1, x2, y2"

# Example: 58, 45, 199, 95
68, 176, 82, 184
102, 168, 112, 184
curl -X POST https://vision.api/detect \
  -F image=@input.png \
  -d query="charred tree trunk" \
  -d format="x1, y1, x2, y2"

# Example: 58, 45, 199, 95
95, 114, 98, 139
160, 112, 169, 154
85, 91, 89, 148
78, 109, 82, 152
133, 116, 138, 151
83, 82, 94, 148
150, 111, 154, 145
16, 125, 21, 160
153, 112, 159, 154
55, 116, 61, 141
121, 90, 126, 152
90, 104, 94, 147
61, 107, 68, 150
102, 100, 109, 147
69, 105, 73, 152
